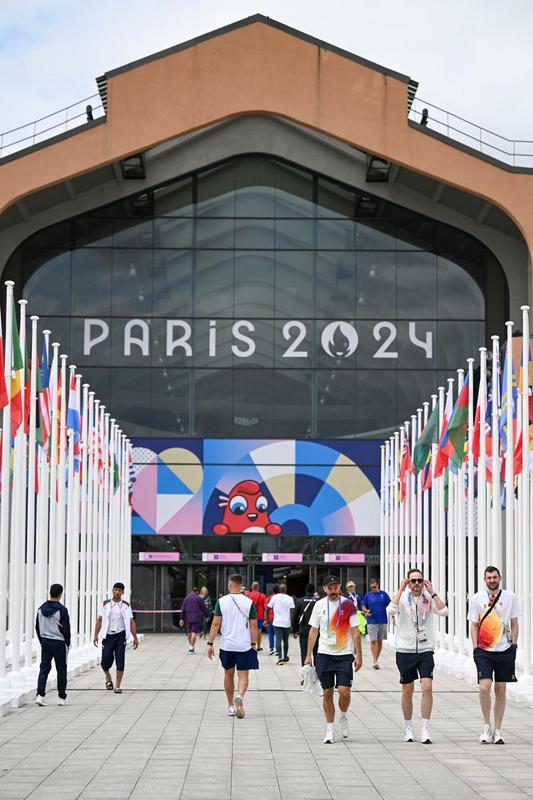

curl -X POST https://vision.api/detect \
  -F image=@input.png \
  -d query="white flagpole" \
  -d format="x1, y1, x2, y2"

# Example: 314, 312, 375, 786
0, 281, 15, 687
47, 342, 59, 588
504, 321, 515, 591
466, 357, 475, 606
435, 385, 445, 649
103, 412, 111, 594
35, 330, 51, 618
455, 368, 466, 659
392, 432, 399, 592
399, 425, 406, 575
519, 306, 531, 677
54, 354, 68, 585
410, 414, 417, 569
95, 402, 104, 617
86, 392, 96, 644
23, 315, 39, 671
79, 381, 89, 650
491, 335, 502, 568
415, 408, 423, 571
65, 366, 76, 647
478, 347, 488, 584
8, 298, 28, 683
380, 444, 385, 589
444, 376, 454, 655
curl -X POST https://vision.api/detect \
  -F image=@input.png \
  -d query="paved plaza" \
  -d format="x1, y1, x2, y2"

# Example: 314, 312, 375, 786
1, 635, 533, 800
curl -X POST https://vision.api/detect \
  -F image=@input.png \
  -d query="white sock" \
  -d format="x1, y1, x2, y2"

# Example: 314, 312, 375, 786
339, 713, 347, 720
405, 719, 413, 729
327, 723, 335, 733
421, 718, 430, 728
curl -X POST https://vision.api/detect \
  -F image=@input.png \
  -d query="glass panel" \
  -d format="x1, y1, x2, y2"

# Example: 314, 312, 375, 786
316, 252, 356, 318
152, 250, 193, 316
71, 249, 112, 315
38, 316, 71, 356
194, 252, 234, 317
355, 252, 396, 319
235, 157, 276, 217
317, 178, 355, 218
275, 219, 314, 249
437, 256, 485, 319
397, 371, 436, 425
234, 252, 275, 318
232, 320, 274, 369
110, 318, 151, 367
195, 218, 234, 248
151, 369, 190, 435
76, 366, 111, 408
113, 218, 153, 248
112, 249, 153, 315
23, 251, 71, 315
232, 368, 274, 435
317, 369, 356, 436
397, 252, 436, 319
161, 566, 188, 632
192, 318, 233, 368
316, 220, 356, 250
131, 565, 156, 633
437, 321, 484, 369
152, 318, 193, 368
197, 163, 235, 216
274, 370, 312, 436
153, 178, 193, 216
110, 368, 152, 436
356, 221, 396, 250
275, 251, 314, 317
75, 217, 112, 248
154, 218, 193, 248
194, 369, 233, 435
274, 319, 313, 368
275, 162, 314, 217
234, 218, 275, 249
355, 370, 397, 437
71, 317, 110, 367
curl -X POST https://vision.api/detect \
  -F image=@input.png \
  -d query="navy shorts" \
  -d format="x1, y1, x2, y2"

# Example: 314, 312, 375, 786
315, 653, 354, 689
187, 622, 201, 634
396, 651, 434, 684
219, 648, 259, 671
101, 632, 127, 672
473, 646, 517, 683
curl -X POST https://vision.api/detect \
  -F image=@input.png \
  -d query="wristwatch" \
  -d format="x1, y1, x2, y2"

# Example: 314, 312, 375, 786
207, 641, 214, 646
431, 592, 437, 598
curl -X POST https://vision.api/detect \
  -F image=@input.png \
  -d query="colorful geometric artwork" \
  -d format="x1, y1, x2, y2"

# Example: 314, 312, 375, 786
131, 439, 380, 536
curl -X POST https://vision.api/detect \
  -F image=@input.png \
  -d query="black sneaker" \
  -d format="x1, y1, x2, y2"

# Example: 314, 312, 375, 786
282, 657, 289, 663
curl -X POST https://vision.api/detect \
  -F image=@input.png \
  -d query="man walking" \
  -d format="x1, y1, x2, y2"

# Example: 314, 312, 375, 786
305, 576, 362, 743
207, 573, 259, 718
361, 578, 391, 669
469, 566, 521, 745
387, 568, 448, 743
345, 581, 362, 609
93, 582, 138, 693
292, 583, 320, 667
265, 585, 279, 655
35, 583, 71, 706
180, 586, 209, 653
246, 581, 268, 651
267, 583, 295, 665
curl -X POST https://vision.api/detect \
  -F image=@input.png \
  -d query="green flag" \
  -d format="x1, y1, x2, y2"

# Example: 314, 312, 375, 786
413, 401, 440, 474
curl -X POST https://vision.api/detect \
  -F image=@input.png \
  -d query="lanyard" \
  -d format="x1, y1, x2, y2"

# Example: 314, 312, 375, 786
326, 597, 343, 630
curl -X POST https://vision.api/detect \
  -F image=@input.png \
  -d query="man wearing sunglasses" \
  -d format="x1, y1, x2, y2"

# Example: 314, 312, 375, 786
387, 568, 448, 743
469, 566, 521, 745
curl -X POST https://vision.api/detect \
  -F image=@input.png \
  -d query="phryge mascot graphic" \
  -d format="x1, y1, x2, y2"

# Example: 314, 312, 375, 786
212, 480, 282, 536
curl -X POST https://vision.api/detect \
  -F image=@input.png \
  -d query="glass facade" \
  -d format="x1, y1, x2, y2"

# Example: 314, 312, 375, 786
8, 155, 507, 439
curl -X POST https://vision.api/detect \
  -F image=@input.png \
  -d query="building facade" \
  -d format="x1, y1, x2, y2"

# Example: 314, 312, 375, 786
2, 16, 532, 629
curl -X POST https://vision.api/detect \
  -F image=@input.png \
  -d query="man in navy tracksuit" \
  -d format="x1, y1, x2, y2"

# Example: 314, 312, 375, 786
35, 583, 71, 706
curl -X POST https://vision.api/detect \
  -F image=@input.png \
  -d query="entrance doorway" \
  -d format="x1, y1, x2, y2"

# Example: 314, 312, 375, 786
253, 564, 310, 597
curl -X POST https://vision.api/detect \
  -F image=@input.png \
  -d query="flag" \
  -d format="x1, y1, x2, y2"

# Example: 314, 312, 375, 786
447, 374, 470, 468
500, 343, 518, 451
67, 372, 81, 473
38, 338, 51, 449
434, 384, 453, 478
399, 439, 413, 503
10, 305, 24, 435
413, 402, 440, 474
0, 316, 9, 410
128, 448, 136, 506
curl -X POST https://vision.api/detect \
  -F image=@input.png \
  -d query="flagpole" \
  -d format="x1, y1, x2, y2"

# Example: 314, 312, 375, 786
392, 432, 399, 593
79, 382, 89, 650
86, 392, 96, 646
383, 440, 390, 593
435, 385, 445, 649
65, 367, 76, 648
380, 444, 385, 590
503, 322, 515, 591
478, 347, 488, 584
23, 315, 39, 672
422, 400, 430, 573
415, 409, 422, 571
47, 342, 59, 588
491, 335, 502, 568
0, 281, 15, 688
456, 368, 466, 661
35, 330, 51, 621
55, 354, 68, 584
409, 414, 417, 569
466, 357, 475, 607
519, 306, 531, 678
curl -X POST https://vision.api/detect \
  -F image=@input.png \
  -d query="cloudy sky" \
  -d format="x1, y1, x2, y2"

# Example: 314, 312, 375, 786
1, 0, 532, 147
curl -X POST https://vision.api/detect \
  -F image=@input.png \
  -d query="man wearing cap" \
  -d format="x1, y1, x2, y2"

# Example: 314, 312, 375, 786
305, 576, 362, 743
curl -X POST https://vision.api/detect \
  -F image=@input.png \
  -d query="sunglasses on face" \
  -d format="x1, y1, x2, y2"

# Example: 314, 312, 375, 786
410, 578, 423, 584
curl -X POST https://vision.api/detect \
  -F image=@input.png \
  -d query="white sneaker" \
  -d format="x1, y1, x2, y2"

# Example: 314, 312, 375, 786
227, 706, 236, 716
234, 695, 245, 719
403, 727, 415, 742
57, 698, 69, 706
479, 724, 492, 744
323, 727, 336, 744
420, 726, 432, 744
493, 729, 505, 744
338, 715, 349, 739
35, 696, 46, 706
188, 646, 194, 654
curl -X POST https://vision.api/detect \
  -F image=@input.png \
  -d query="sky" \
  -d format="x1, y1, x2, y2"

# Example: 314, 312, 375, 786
1, 0, 532, 145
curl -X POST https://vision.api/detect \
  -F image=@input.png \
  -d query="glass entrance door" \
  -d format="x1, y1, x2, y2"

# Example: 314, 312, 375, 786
131, 563, 188, 633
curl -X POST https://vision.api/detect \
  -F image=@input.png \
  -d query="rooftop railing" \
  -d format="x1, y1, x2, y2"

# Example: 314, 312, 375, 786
0, 94, 105, 159
409, 97, 533, 168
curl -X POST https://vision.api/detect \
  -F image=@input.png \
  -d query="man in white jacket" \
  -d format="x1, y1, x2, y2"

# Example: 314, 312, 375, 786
387, 568, 448, 744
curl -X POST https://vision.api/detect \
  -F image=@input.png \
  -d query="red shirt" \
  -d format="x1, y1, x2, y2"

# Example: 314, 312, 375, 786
246, 590, 267, 621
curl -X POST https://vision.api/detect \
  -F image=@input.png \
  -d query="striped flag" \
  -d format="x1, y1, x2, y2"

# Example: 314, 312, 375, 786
38, 338, 51, 449
10, 304, 24, 435
67, 372, 81, 473
434, 384, 453, 478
